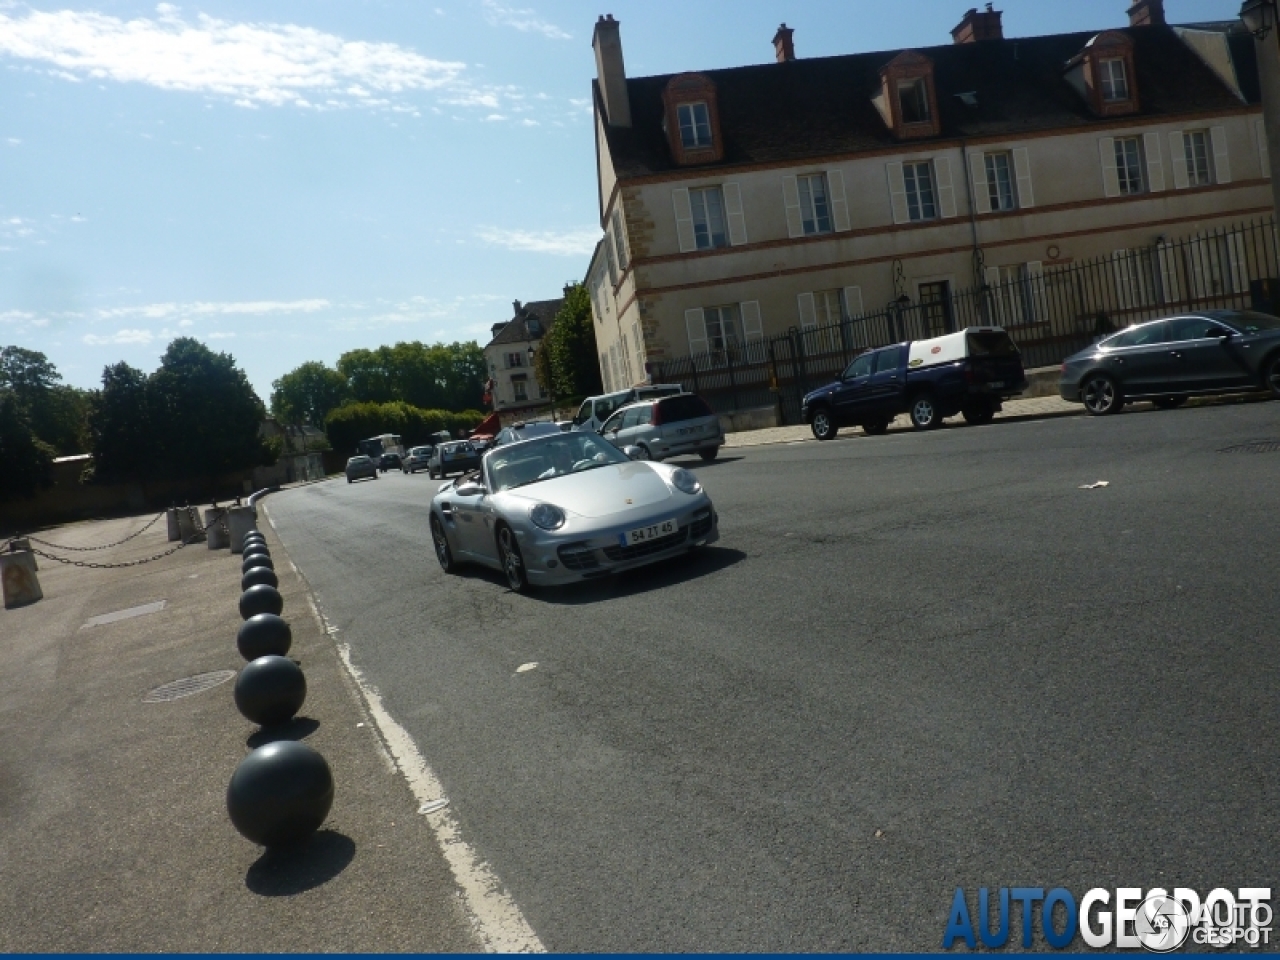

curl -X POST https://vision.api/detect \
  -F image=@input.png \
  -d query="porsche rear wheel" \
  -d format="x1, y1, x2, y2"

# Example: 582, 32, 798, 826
497, 524, 529, 593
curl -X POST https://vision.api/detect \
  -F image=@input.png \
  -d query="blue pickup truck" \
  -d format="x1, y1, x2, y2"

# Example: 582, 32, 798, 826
801, 327, 1028, 439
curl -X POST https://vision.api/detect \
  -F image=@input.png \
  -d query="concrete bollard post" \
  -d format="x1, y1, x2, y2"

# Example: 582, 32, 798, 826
8, 538, 36, 571
176, 506, 197, 542
1, 550, 43, 609
205, 508, 229, 550
227, 505, 256, 554
166, 507, 181, 541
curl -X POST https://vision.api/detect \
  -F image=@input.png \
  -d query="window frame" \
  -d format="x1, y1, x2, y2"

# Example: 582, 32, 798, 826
903, 160, 938, 222
797, 173, 833, 236
897, 77, 931, 125
1114, 137, 1144, 195
689, 186, 729, 250
703, 304, 741, 354
984, 152, 1016, 212
1099, 58, 1130, 103
677, 101, 713, 150
1184, 130, 1212, 187
512, 379, 528, 402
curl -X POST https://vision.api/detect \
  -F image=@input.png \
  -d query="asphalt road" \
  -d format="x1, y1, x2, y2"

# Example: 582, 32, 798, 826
266, 401, 1279, 952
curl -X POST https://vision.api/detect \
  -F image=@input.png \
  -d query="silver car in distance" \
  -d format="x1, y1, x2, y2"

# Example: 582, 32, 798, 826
428, 431, 719, 592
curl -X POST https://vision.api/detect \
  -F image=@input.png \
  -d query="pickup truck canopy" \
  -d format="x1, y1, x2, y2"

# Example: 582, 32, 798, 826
907, 327, 1015, 370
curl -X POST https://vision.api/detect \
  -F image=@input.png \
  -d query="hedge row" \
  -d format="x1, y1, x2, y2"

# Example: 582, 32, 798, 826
324, 401, 486, 454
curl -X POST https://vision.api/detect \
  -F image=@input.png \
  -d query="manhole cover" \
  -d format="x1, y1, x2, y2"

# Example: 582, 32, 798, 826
1218, 440, 1280, 454
144, 670, 236, 703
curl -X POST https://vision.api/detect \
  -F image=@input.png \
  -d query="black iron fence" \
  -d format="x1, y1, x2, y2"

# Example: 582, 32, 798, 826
650, 218, 1280, 425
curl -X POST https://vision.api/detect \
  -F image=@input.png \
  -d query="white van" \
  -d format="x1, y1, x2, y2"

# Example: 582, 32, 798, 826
571, 384, 683, 433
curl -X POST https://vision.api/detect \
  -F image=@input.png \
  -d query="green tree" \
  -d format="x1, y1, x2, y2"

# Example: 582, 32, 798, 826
0, 345, 90, 455
0, 393, 54, 501
337, 341, 486, 412
148, 338, 271, 480
543, 284, 602, 400
270, 361, 350, 425
87, 362, 154, 483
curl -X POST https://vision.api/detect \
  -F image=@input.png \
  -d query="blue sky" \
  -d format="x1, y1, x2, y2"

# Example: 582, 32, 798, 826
0, 0, 1240, 400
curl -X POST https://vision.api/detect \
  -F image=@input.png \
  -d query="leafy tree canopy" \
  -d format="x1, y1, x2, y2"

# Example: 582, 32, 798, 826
0, 345, 90, 455
270, 361, 350, 425
537, 283, 602, 402
0, 393, 54, 501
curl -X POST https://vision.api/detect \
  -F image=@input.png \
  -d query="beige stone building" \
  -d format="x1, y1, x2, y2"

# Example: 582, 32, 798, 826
482, 296, 564, 415
586, 1, 1274, 394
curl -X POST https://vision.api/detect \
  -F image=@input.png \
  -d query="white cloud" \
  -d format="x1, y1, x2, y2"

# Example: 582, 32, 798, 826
0, 7, 468, 110
480, 1, 570, 40
476, 226, 598, 257
83, 328, 153, 345
6, 137, 20, 144
205, 330, 236, 339
97, 297, 330, 320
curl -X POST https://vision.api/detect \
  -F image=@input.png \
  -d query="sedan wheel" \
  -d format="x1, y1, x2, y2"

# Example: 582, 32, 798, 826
909, 394, 941, 430
1266, 353, 1280, 398
1081, 374, 1123, 415
497, 525, 529, 593
811, 409, 838, 441
430, 515, 456, 573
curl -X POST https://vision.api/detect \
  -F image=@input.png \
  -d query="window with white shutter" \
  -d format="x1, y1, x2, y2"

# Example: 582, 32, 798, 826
1169, 131, 1190, 189
611, 209, 629, 271
828, 169, 851, 231
969, 151, 991, 215
1143, 132, 1165, 192
1012, 148, 1035, 208
672, 188, 697, 254
1184, 130, 1211, 186
984, 152, 1015, 211
782, 175, 804, 238
842, 286, 864, 319
886, 162, 909, 225
1099, 137, 1120, 198
685, 307, 708, 356
935, 156, 957, 219
796, 292, 817, 329
740, 301, 763, 343
722, 182, 748, 245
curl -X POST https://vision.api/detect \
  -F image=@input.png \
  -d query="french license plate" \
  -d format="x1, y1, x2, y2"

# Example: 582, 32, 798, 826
621, 518, 677, 546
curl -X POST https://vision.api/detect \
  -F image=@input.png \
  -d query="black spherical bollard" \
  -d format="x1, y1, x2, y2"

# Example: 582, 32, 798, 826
226, 740, 333, 847
242, 543, 270, 561
241, 565, 279, 592
242, 536, 266, 551
241, 553, 274, 574
234, 654, 306, 724
239, 584, 284, 620
243, 528, 264, 541
236, 613, 292, 660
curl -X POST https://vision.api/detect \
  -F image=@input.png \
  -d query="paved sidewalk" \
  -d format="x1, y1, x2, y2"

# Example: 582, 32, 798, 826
725, 393, 1082, 448
0, 511, 483, 952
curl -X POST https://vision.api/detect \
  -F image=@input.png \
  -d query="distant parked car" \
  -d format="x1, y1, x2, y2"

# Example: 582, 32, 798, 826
598, 392, 723, 462
378, 452, 402, 472
1060, 310, 1280, 415
403, 446, 433, 473
345, 455, 377, 483
490, 421, 563, 451
429, 441, 480, 479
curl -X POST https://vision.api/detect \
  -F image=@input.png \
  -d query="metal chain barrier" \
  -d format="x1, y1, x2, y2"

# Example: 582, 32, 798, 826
25, 508, 228, 570
14, 510, 167, 552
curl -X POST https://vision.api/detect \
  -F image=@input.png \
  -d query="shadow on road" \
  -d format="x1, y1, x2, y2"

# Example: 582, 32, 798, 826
660, 456, 745, 469
246, 716, 320, 749
244, 829, 356, 896
537, 546, 747, 606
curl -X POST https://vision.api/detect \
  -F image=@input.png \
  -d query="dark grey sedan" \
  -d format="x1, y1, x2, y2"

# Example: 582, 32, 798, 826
1059, 310, 1280, 415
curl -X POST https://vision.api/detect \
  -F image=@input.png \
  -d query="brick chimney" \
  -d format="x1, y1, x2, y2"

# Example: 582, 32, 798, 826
512, 299, 522, 315
951, 4, 1004, 43
772, 23, 795, 62
1126, 0, 1166, 26
592, 14, 632, 128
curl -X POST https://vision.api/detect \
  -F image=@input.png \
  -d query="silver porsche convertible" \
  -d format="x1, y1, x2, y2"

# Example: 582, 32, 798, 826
428, 430, 718, 592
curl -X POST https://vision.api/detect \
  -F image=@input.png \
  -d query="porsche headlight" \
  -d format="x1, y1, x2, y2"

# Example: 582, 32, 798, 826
529, 503, 566, 531
670, 468, 702, 495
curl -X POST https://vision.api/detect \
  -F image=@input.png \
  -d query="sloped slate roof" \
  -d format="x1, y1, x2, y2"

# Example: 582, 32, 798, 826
603, 26, 1254, 180
487, 297, 564, 348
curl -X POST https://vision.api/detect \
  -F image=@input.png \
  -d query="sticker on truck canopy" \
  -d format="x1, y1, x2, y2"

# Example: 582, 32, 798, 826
909, 358, 923, 367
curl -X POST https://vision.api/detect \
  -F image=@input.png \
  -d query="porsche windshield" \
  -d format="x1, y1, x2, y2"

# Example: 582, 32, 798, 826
487, 433, 630, 492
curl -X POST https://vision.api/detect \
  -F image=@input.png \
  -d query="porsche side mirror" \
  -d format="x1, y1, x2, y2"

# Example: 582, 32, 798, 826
622, 446, 644, 461
455, 481, 485, 497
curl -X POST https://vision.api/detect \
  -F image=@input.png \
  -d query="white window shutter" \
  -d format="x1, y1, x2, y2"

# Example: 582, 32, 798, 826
827, 169, 851, 232
842, 286, 864, 319
1255, 119, 1270, 179
1169, 132, 1190, 189
1011, 147, 1034, 208
740, 300, 763, 342
1156, 241, 1180, 304
723, 182, 748, 246
684, 307, 708, 356
1099, 138, 1120, 198
886, 161, 909, 225
935, 156, 958, 219
796, 292, 818, 329
1211, 126, 1231, 183
672, 188, 696, 254
969, 152, 990, 215
984, 266, 1005, 325
782, 175, 804, 238
1025, 260, 1046, 324
1143, 132, 1165, 192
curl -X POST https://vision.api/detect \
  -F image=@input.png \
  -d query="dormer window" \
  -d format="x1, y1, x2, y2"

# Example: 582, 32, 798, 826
1099, 58, 1129, 102
677, 102, 712, 149
662, 74, 724, 165
898, 78, 930, 124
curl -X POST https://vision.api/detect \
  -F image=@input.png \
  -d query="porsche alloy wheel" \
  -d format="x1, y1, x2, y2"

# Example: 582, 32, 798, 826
431, 515, 456, 573
497, 525, 529, 593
